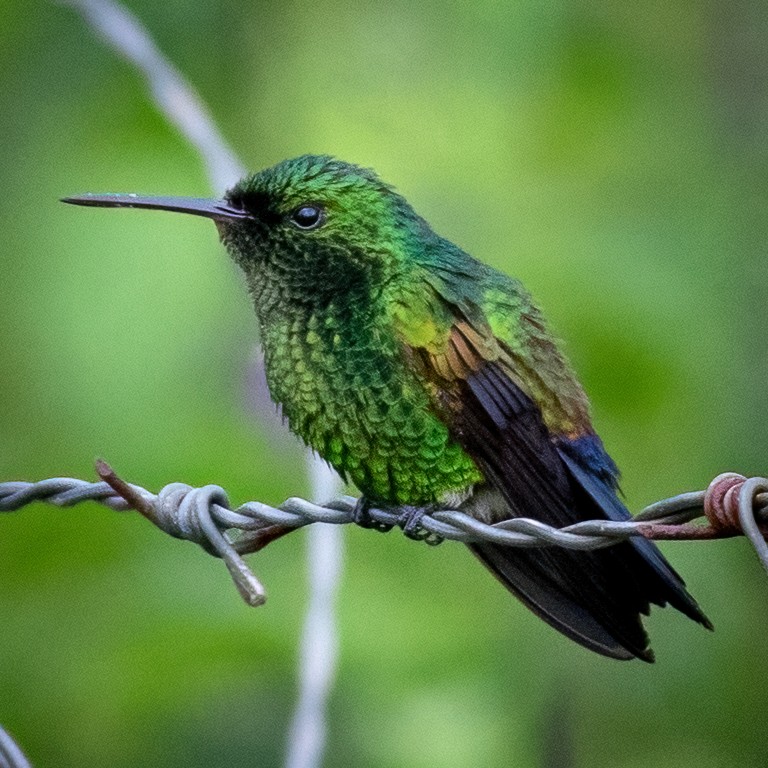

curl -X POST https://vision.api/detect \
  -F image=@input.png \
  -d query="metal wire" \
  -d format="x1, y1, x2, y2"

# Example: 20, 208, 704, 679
2, 466, 767, 607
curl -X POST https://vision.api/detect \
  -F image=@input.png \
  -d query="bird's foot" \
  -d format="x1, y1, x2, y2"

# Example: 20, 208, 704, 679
352, 496, 395, 533
397, 505, 443, 546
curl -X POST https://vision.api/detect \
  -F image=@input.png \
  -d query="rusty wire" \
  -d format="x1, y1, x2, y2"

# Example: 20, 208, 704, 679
1, 463, 767, 607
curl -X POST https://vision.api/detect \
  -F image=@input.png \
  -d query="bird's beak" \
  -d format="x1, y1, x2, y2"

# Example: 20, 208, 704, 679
61, 193, 249, 221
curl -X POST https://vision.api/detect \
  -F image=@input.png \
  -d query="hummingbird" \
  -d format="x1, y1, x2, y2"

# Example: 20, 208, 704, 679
63, 155, 711, 661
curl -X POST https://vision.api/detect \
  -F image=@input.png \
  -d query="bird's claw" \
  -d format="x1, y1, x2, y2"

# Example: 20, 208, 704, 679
352, 497, 394, 533
397, 505, 443, 546
352, 499, 443, 545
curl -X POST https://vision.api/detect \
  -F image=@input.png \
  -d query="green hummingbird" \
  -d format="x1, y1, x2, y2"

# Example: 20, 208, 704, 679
63, 155, 711, 661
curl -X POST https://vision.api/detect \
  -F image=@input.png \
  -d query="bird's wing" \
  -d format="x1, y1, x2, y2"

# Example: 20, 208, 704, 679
392, 263, 710, 660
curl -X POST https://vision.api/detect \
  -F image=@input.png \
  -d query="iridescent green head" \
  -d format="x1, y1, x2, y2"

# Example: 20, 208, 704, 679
220, 155, 425, 298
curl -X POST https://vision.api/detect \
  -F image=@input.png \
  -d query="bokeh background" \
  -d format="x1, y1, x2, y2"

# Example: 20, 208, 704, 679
2, 2, 768, 766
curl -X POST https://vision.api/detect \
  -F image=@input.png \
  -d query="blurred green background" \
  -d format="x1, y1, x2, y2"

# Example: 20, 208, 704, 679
1, 1, 768, 766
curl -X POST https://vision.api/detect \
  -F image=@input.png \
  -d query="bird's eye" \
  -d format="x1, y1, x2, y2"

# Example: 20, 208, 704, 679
290, 205, 325, 230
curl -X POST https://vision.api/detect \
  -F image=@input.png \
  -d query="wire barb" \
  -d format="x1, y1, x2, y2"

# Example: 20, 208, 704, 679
2, 465, 768, 605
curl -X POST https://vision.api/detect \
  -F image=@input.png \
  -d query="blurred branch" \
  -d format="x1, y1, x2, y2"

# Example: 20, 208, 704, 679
54, 2, 344, 767
539, 681, 574, 768
2, 466, 768, 607
59, 0, 244, 191
0, 726, 31, 768
285, 457, 344, 768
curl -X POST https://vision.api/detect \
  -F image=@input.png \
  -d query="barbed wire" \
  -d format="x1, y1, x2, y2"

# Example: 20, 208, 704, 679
2, 463, 767, 607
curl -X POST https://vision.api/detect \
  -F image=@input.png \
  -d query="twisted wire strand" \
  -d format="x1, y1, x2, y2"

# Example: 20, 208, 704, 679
2, 465, 767, 606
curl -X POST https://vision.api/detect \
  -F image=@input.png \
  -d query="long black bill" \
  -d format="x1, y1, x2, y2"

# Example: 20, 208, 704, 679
61, 193, 249, 221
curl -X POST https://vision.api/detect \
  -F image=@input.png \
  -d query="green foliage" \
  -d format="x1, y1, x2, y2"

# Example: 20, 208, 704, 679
1, 1, 767, 766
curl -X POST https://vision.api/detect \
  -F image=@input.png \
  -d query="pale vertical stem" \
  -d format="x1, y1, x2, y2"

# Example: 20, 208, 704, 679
58, 0, 245, 191
59, 3, 345, 766
0, 725, 32, 768
285, 456, 344, 768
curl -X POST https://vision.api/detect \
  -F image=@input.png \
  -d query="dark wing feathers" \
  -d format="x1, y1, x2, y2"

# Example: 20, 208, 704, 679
455, 363, 658, 660
412, 314, 710, 660
468, 540, 637, 660
557, 438, 713, 628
